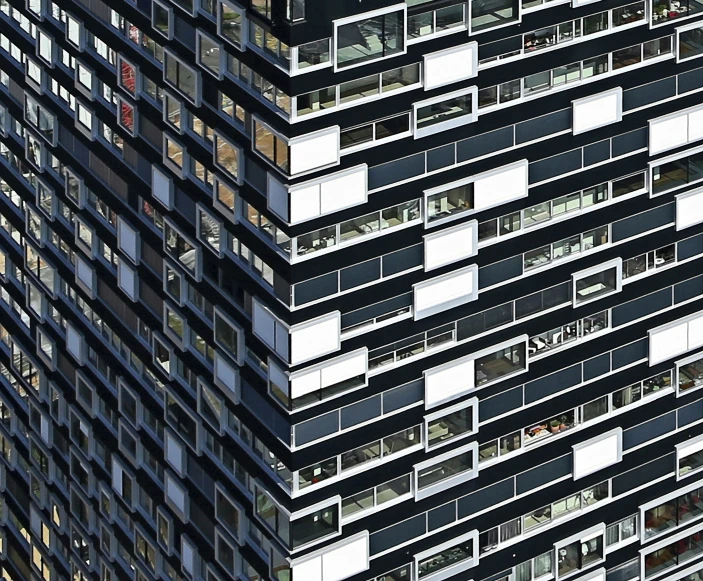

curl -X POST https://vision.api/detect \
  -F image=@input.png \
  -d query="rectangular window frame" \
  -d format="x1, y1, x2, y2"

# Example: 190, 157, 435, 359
413, 440, 478, 500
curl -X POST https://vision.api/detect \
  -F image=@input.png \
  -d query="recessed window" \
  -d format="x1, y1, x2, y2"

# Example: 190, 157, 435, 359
475, 341, 526, 386
336, 8, 406, 69
652, 0, 703, 25
415, 89, 476, 137
573, 260, 622, 305
253, 120, 289, 173
557, 534, 604, 578
426, 401, 475, 449
415, 443, 476, 497
679, 24, 703, 60
164, 50, 199, 104
297, 39, 330, 70
417, 534, 475, 579
471, 0, 519, 33
427, 183, 474, 223
152, 0, 172, 38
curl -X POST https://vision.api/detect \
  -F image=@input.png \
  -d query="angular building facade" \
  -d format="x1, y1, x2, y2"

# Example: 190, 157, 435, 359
2, 0, 703, 579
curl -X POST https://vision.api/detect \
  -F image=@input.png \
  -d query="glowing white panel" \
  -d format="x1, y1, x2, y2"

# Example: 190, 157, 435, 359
650, 113, 689, 155
678, 435, 703, 459
290, 370, 321, 398
424, 220, 478, 271
423, 43, 478, 90
321, 351, 366, 388
689, 314, 703, 350
473, 160, 528, 211
572, 428, 622, 479
676, 187, 703, 230
293, 558, 322, 581
290, 183, 321, 223
689, 108, 703, 142
414, 264, 478, 320
649, 321, 689, 365
572, 88, 622, 135
425, 357, 475, 408
320, 167, 367, 214
290, 312, 341, 365
321, 535, 369, 581
289, 127, 340, 176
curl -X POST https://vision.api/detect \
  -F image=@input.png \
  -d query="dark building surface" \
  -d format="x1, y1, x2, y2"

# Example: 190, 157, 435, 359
1, 0, 703, 580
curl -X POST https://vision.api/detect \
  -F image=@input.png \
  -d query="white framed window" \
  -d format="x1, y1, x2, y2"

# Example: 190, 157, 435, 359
333, 4, 407, 71
555, 525, 606, 580
413, 86, 478, 138
424, 398, 478, 450
415, 530, 478, 581
413, 441, 478, 499
572, 258, 623, 307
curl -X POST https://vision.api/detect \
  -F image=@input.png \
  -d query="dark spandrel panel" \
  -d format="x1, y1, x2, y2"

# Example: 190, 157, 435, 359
273, 274, 291, 304
583, 140, 611, 167
479, 35, 522, 60
515, 290, 543, 319
240, 381, 291, 441
612, 454, 675, 496
479, 256, 522, 288
173, 16, 196, 50
458, 312, 486, 339
623, 412, 676, 450
245, 157, 268, 194
612, 127, 647, 157
679, 399, 703, 427
679, 67, 703, 94
294, 411, 339, 446
678, 234, 703, 261
382, 244, 423, 276
583, 353, 611, 381
529, 149, 582, 184
623, 76, 677, 111
544, 282, 571, 308
383, 379, 424, 412
368, 154, 425, 190
293, 273, 338, 306
479, 386, 523, 422
525, 365, 581, 404
457, 126, 514, 162
341, 396, 382, 429
517, 455, 571, 495
612, 289, 671, 327
370, 515, 426, 555
428, 502, 457, 532
515, 109, 571, 144
612, 338, 648, 370
675, 276, 703, 304
612, 203, 675, 242
340, 259, 381, 291
342, 293, 412, 328
427, 144, 456, 172
457, 478, 514, 519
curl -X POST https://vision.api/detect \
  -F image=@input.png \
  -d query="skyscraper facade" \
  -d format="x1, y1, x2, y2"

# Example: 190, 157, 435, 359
1, 0, 703, 579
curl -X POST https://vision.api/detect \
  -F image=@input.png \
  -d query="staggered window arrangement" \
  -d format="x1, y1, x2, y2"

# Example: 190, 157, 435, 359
2, 0, 703, 578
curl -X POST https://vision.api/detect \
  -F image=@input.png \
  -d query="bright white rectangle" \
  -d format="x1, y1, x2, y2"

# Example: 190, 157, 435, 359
423, 43, 478, 90
320, 351, 366, 388
650, 113, 689, 155
572, 428, 622, 480
290, 369, 321, 399
320, 167, 367, 214
676, 187, 703, 230
293, 558, 322, 581
424, 221, 478, 271
425, 357, 475, 408
473, 160, 528, 211
689, 314, 703, 350
321, 536, 369, 581
572, 88, 622, 135
290, 183, 321, 223
290, 313, 341, 365
689, 108, 703, 142
290, 127, 340, 176
414, 265, 478, 320
649, 321, 688, 365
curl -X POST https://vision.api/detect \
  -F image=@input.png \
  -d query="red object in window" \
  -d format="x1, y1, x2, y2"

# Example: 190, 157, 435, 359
120, 102, 134, 132
121, 62, 136, 95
